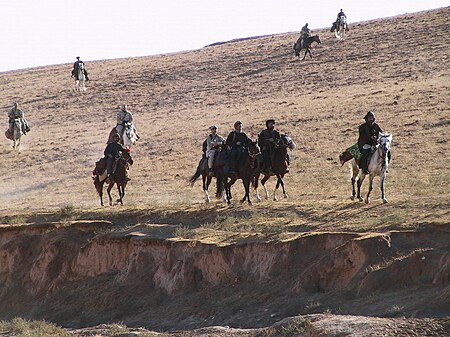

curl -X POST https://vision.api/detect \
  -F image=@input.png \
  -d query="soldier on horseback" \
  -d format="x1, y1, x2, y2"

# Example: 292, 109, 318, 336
116, 104, 139, 143
299, 23, 312, 48
226, 121, 252, 174
71, 56, 89, 81
258, 119, 281, 172
104, 133, 127, 182
205, 125, 225, 176
358, 111, 385, 174
331, 9, 348, 32
7, 103, 30, 138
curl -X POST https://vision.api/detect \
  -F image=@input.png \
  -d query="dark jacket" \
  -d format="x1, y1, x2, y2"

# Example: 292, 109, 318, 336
104, 143, 126, 158
258, 129, 281, 150
358, 122, 383, 149
226, 131, 251, 148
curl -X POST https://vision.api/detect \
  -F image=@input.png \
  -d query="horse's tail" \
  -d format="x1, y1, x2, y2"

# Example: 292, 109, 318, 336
93, 175, 101, 195
189, 164, 202, 186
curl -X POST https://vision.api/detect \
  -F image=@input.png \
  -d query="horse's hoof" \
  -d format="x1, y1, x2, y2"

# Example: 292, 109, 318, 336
256, 197, 262, 202
358, 197, 363, 202
205, 198, 210, 203
284, 193, 288, 199
351, 195, 355, 200
383, 198, 388, 203
365, 198, 370, 204
273, 197, 278, 201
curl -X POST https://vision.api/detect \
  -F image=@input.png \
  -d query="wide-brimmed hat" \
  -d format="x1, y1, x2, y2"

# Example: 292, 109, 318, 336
209, 125, 218, 130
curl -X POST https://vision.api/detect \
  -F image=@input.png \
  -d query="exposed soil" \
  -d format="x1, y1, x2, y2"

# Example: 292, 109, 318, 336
0, 7, 449, 337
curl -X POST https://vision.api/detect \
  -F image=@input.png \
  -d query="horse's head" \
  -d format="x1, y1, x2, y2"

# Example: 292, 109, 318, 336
314, 35, 322, 44
339, 16, 347, 25
281, 134, 297, 150
248, 139, 260, 157
378, 133, 392, 154
120, 148, 134, 165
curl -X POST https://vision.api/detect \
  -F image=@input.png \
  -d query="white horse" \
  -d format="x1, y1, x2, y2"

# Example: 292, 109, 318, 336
122, 122, 139, 148
75, 62, 87, 92
350, 133, 392, 204
335, 16, 348, 40
11, 119, 23, 150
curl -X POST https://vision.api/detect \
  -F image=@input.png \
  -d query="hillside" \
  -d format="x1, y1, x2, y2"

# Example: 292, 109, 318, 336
0, 7, 449, 337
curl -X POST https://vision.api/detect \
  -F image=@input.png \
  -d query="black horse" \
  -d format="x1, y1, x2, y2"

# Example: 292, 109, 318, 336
223, 140, 260, 205
293, 35, 322, 60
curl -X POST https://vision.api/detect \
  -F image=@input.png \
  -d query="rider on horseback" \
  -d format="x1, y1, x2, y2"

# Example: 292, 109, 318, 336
7, 103, 30, 138
71, 56, 89, 80
300, 23, 312, 48
205, 125, 225, 176
358, 111, 384, 174
116, 104, 139, 142
331, 9, 348, 32
104, 133, 127, 182
258, 119, 280, 172
226, 121, 252, 174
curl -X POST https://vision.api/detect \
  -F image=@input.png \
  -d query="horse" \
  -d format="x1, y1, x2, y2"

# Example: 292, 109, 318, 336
93, 150, 133, 206
253, 134, 296, 201
334, 16, 348, 40
293, 35, 322, 60
189, 148, 226, 203
5, 119, 24, 150
107, 123, 139, 148
74, 62, 88, 92
349, 133, 392, 204
223, 140, 260, 205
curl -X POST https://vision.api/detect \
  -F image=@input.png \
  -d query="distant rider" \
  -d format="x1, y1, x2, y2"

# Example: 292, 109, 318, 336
205, 125, 225, 176
116, 104, 139, 142
7, 102, 30, 138
258, 119, 281, 172
72, 56, 89, 80
332, 9, 349, 32
300, 23, 312, 48
226, 121, 252, 174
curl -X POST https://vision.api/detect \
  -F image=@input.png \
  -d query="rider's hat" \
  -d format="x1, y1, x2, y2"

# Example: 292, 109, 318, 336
266, 119, 276, 126
234, 120, 243, 128
364, 111, 376, 121
209, 125, 218, 130
76, 56, 80, 60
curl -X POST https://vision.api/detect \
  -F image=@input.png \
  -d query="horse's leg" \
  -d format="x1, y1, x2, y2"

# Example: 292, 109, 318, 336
279, 174, 288, 199
301, 49, 307, 61
117, 184, 123, 204
107, 182, 114, 206
241, 178, 252, 204
99, 180, 105, 206
351, 163, 359, 200
365, 174, 374, 204
357, 173, 366, 202
254, 173, 262, 202
203, 174, 211, 203
261, 175, 270, 199
380, 173, 388, 203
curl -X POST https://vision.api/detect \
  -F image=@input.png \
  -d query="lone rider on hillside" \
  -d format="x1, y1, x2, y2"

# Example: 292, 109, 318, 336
331, 9, 349, 32
226, 121, 252, 174
104, 133, 127, 182
7, 102, 30, 138
358, 111, 384, 174
72, 56, 89, 80
258, 119, 281, 172
205, 125, 225, 176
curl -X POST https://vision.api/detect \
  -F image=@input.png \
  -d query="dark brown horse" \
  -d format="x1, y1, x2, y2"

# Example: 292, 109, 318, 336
224, 140, 260, 205
189, 147, 226, 203
293, 35, 322, 60
93, 150, 133, 206
253, 134, 296, 201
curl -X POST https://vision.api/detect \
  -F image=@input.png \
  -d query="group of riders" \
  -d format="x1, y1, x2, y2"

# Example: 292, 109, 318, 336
202, 119, 287, 177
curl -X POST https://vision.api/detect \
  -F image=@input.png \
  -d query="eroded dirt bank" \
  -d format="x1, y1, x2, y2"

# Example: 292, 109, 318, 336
0, 222, 448, 332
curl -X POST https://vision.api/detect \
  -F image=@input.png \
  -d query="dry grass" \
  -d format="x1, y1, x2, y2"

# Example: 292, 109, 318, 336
0, 317, 70, 337
0, 8, 449, 237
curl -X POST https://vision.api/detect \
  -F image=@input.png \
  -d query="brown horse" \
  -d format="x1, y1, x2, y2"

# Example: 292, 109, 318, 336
293, 35, 322, 60
224, 140, 260, 205
253, 134, 296, 201
93, 150, 133, 206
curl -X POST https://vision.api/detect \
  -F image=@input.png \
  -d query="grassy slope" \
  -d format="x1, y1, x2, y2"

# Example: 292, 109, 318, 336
0, 8, 449, 234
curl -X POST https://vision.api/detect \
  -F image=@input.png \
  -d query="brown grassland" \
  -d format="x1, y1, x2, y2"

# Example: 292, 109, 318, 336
0, 7, 449, 337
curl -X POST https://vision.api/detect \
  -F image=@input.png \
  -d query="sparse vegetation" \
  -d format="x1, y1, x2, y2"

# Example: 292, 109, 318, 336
0, 317, 70, 337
